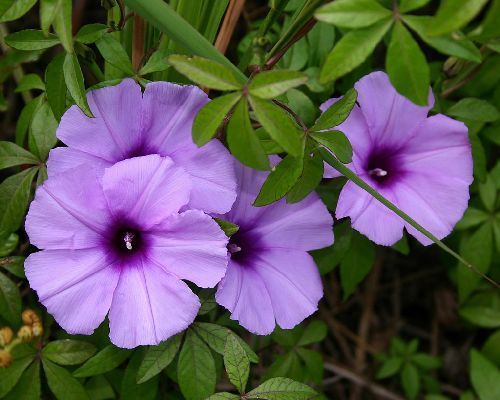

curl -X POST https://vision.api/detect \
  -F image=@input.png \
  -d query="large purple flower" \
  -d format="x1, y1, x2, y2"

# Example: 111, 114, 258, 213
322, 71, 473, 246
25, 155, 229, 348
47, 79, 236, 214
215, 161, 334, 335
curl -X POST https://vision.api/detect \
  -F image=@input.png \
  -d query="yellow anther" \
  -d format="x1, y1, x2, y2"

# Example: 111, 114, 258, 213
21, 309, 40, 326
17, 326, 33, 342
0, 327, 13, 347
0, 349, 12, 368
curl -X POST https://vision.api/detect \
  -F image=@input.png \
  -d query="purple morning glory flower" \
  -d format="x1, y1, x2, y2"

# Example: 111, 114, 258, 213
322, 71, 473, 246
215, 161, 334, 335
25, 155, 229, 348
47, 79, 236, 214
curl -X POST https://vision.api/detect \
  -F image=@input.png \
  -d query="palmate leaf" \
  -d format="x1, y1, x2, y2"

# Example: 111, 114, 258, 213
248, 70, 308, 99
45, 53, 67, 121
5, 30, 60, 50
223, 334, 250, 394
386, 21, 430, 106
63, 53, 93, 117
286, 150, 324, 204
168, 55, 243, 91
470, 349, 500, 400
136, 334, 182, 384
227, 99, 270, 170
96, 34, 135, 75
5, 361, 41, 400
42, 340, 96, 366
311, 131, 352, 164
427, 0, 489, 37
177, 329, 216, 400
320, 18, 393, 83
43, 360, 89, 400
0, 141, 39, 170
311, 88, 357, 131
0, 271, 22, 326
0, 0, 37, 23
73, 346, 132, 378
121, 351, 159, 400
0, 348, 35, 398
246, 377, 317, 400
315, 0, 391, 29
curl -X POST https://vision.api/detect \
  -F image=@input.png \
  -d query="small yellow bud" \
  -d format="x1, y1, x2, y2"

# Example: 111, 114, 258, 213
0, 349, 12, 368
0, 327, 13, 346
31, 322, 43, 337
21, 309, 40, 326
17, 326, 33, 342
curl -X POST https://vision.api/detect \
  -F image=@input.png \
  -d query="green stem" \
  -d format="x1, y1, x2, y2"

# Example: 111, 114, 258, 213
320, 148, 500, 289
124, 0, 247, 83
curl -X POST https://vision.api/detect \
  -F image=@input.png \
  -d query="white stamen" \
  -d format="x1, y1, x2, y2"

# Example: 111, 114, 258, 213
368, 168, 388, 177
124, 232, 135, 251
228, 243, 242, 254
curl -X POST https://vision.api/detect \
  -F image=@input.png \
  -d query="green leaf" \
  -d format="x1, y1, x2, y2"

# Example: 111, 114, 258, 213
0, 271, 21, 326
139, 49, 171, 75
192, 92, 241, 146
287, 151, 324, 203
96, 34, 134, 75
192, 322, 259, 363
297, 320, 327, 346
43, 359, 89, 400
84, 375, 115, 400
29, 100, 58, 161
311, 88, 357, 131
477, 0, 500, 40
320, 18, 392, 83
0, 0, 37, 22
254, 155, 304, 207
136, 334, 182, 384
0, 234, 18, 257
448, 98, 500, 122
5, 30, 60, 50
403, 15, 481, 63
458, 223, 493, 302
0, 353, 34, 397
263, 352, 303, 382
401, 363, 420, 400
0, 168, 38, 239
470, 349, 500, 400
52, 0, 73, 52
168, 55, 242, 91
460, 306, 500, 328
227, 99, 270, 170
296, 348, 323, 384
392, 235, 410, 255
312, 221, 352, 275
15, 95, 43, 147
224, 334, 250, 394
0, 0, 15, 19
40, 0, 61, 36
178, 329, 216, 400
45, 53, 67, 121
311, 131, 352, 164
0, 141, 39, 170
63, 52, 93, 117
456, 208, 490, 230
286, 89, 317, 127
15, 74, 45, 92
247, 377, 317, 400
124, 0, 247, 83
122, 350, 159, 400
75, 23, 108, 44
427, 0, 489, 37
482, 330, 500, 367
214, 218, 239, 237
248, 70, 308, 99
386, 21, 430, 105
413, 354, 442, 370
315, 0, 391, 28
340, 232, 375, 299
377, 357, 403, 379
73, 345, 132, 377
399, 0, 431, 13
479, 175, 497, 212
42, 340, 96, 366
5, 361, 40, 400
249, 96, 304, 157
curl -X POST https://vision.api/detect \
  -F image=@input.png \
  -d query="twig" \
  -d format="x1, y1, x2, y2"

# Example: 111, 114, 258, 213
324, 361, 405, 400
272, 99, 308, 131
215, 0, 246, 55
132, 13, 145, 72
265, 17, 316, 70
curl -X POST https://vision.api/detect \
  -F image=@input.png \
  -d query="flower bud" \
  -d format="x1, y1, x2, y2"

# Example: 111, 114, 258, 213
0, 327, 13, 346
17, 326, 33, 342
21, 309, 40, 326
0, 349, 12, 368
31, 322, 43, 337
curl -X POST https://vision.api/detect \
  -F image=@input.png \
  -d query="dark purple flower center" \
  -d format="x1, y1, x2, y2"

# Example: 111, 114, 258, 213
123, 142, 153, 159
364, 147, 401, 186
109, 224, 145, 258
228, 228, 261, 264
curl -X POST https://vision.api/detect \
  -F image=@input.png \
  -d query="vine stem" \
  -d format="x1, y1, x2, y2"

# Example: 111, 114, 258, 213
132, 14, 145, 72
320, 148, 500, 290
215, 0, 246, 55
